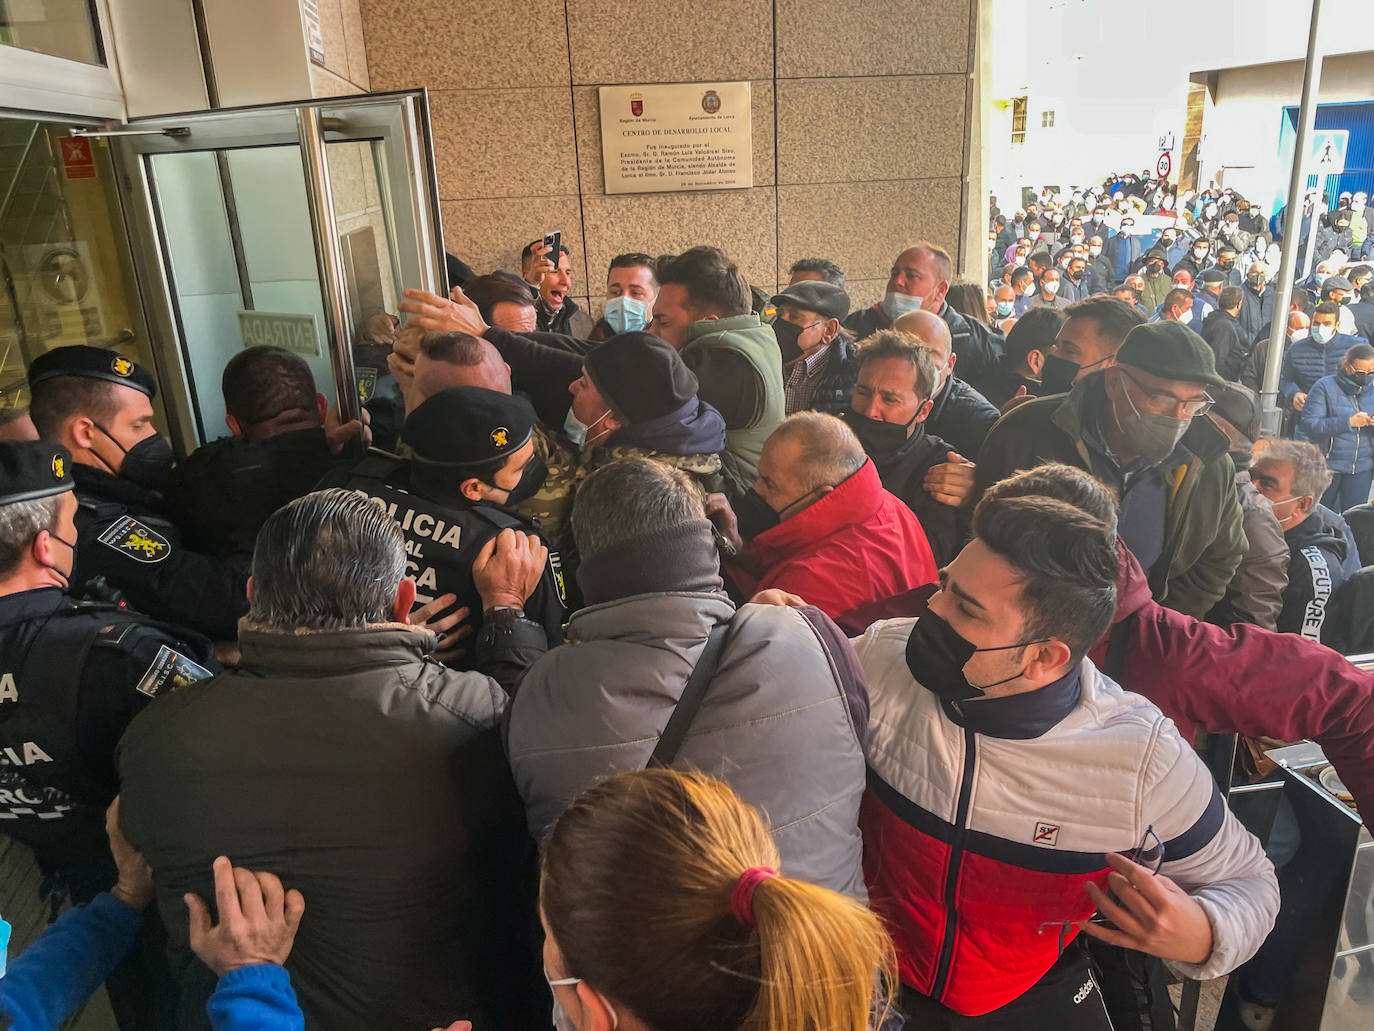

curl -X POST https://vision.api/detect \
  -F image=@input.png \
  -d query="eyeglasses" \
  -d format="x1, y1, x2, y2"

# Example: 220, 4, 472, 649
1120, 368, 1213, 418
1037, 825, 1165, 945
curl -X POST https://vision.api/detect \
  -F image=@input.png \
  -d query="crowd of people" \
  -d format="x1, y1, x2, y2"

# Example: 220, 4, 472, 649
1, 182, 1373, 1031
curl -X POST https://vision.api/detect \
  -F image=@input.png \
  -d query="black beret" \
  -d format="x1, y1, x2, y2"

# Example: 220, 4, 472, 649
770, 281, 850, 321
0, 441, 73, 504
404, 387, 535, 467
584, 332, 699, 425
28, 345, 157, 398
1118, 322, 1226, 390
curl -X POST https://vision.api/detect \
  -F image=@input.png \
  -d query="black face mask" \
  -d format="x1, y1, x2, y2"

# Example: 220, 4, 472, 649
1218, 260, 1235, 271
493, 453, 548, 506
734, 488, 780, 541
97, 425, 174, 492
905, 610, 1045, 702
843, 407, 921, 459
1338, 369, 1371, 393
1040, 354, 1081, 395
773, 318, 816, 364
37, 532, 76, 589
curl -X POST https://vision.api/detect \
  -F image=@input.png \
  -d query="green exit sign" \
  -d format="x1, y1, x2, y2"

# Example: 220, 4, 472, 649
237, 310, 321, 357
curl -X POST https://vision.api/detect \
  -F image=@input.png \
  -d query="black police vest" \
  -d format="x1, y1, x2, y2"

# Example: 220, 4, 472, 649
344, 453, 567, 661
0, 602, 140, 869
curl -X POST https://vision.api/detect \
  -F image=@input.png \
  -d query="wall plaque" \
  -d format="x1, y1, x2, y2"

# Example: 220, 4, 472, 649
598, 82, 752, 195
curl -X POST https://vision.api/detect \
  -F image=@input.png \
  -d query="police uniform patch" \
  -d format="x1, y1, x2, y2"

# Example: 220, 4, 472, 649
549, 550, 567, 606
491, 426, 510, 449
97, 517, 170, 564
358, 366, 378, 403
51, 455, 64, 480
135, 644, 213, 698
111, 356, 134, 377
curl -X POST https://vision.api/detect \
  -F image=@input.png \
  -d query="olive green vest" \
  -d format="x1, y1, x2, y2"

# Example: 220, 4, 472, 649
682, 315, 784, 497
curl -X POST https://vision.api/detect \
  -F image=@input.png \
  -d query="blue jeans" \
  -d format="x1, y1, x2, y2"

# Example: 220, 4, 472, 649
1321, 468, 1374, 514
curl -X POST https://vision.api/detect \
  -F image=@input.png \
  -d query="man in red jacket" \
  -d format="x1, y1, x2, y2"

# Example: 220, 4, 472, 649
836, 464, 1374, 819
707, 411, 937, 619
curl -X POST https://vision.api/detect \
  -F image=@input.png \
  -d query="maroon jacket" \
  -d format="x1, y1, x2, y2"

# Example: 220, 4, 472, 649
838, 540, 1374, 819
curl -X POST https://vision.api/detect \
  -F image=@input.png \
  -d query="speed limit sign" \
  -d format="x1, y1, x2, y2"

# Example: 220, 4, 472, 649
1157, 151, 1172, 178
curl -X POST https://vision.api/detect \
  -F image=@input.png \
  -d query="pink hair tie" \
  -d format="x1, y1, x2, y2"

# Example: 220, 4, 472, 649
730, 866, 778, 930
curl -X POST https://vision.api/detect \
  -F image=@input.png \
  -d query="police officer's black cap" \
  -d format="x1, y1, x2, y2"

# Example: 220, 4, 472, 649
404, 387, 535, 467
0, 441, 74, 504
770, 281, 850, 322
584, 332, 698, 426
28, 345, 157, 399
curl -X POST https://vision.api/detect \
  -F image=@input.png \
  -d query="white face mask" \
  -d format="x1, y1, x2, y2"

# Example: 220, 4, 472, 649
1022, 283, 1036, 297
1043, 281, 1060, 295
1177, 308, 1194, 326
1089, 245, 1103, 256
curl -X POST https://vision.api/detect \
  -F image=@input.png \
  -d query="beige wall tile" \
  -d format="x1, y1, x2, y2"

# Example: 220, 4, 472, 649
842, 278, 888, 315
778, 178, 962, 283
777, 75, 965, 185
430, 88, 579, 200
341, 0, 370, 90
566, 0, 772, 85
440, 195, 584, 283
776, 0, 970, 78
581, 187, 777, 293
316, 0, 351, 81
573, 79, 775, 196
362, 1, 570, 92
310, 64, 363, 99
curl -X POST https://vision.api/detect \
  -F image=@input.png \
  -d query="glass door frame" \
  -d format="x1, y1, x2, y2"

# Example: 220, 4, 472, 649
109, 89, 446, 449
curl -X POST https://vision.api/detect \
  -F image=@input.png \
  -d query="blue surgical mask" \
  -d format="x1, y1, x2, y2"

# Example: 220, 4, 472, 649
882, 290, 924, 321
563, 405, 612, 452
603, 295, 649, 334
996, 300, 1014, 317
1311, 324, 1336, 345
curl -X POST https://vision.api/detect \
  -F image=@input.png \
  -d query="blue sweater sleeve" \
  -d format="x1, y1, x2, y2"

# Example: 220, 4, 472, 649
207, 964, 304, 1031
0, 893, 142, 1031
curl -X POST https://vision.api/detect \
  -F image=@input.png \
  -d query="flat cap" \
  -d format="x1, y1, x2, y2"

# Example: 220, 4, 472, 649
0, 441, 73, 505
1117, 322, 1226, 390
1211, 383, 1262, 442
1323, 275, 1354, 294
584, 332, 699, 426
28, 345, 157, 398
1198, 268, 1227, 285
770, 281, 851, 322
404, 387, 535, 467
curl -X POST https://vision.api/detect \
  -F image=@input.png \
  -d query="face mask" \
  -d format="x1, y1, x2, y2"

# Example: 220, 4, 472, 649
1013, 255, 1026, 267
904, 610, 1046, 702
1022, 283, 1035, 297
1043, 281, 1060, 295
1311, 324, 1336, 345
1071, 234, 1084, 245
1353, 201, 1367, 213
563, 406, 612, 451
1177, 308, 1194, 326
492, 454, 548, 506
1268, 494, 1309, 525
1112, 378, 1191, 465
843, 407, 921, 459
602, 295, 648, 334
1218, 259, 1235, 270
97, 425, 174, 492
1223, 222, 1238, 234
1249, 273, 1265, 287
996, 300, 1015, 317
1092, 214, 1103, 222
882, 290, 924, 321
1121, 224, 1134, 233
1162, 235, 1177, 246
773, 318, 821, 364
1193, 248, 1208, 260
37, 532, 76, 588
1340, 369, 1372, 391
734, 488, 780, 541
1089, 245, 1102, 256
1041, 353, 1094, 395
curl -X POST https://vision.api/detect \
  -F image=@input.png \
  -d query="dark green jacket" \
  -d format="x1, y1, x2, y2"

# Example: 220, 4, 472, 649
975, 374, 1247, 619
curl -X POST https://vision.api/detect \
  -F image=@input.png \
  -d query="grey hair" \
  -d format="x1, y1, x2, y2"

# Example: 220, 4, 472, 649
248, 488, 406, 630
1262, 440, 1333, 502
0, 495, 61, 576
572, 458, 705, 558
771, 412, 868, 493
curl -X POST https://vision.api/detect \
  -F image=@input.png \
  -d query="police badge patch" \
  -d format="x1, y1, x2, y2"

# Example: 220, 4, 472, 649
135, 644, 214, 698
358, 366, 378, 403
97, 517, 170, 563
549, 550, 567, 606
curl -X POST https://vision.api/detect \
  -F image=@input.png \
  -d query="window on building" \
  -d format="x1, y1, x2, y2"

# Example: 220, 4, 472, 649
1042, 110, 1055, 128
1012, 97, 1027, 144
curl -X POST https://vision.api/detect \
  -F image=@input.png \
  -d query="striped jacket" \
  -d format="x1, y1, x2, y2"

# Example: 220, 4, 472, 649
854, 618, 1278, 1016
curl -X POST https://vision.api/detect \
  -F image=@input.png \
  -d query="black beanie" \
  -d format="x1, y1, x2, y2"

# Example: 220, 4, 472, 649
584, 332, 699, 425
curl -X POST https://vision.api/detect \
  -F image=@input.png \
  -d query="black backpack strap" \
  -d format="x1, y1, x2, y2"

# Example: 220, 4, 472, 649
647, 622, 731, 769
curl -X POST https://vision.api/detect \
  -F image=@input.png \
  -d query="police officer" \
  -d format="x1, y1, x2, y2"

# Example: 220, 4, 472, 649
0, 440, 214, 1025
339, 386, 567, 665
26, 346, 251, 640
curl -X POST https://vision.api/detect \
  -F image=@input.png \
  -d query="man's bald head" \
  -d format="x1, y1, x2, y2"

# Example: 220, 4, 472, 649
893, 309, 955, 393
411, 332, 512, 412
755, 412, 867, 519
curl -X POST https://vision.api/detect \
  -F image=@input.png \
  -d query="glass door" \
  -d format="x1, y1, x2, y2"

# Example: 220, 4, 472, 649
109, 91, 444, 448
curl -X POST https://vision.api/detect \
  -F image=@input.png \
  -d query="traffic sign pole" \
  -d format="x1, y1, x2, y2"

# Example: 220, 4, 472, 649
1302, 170, 1328, 281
